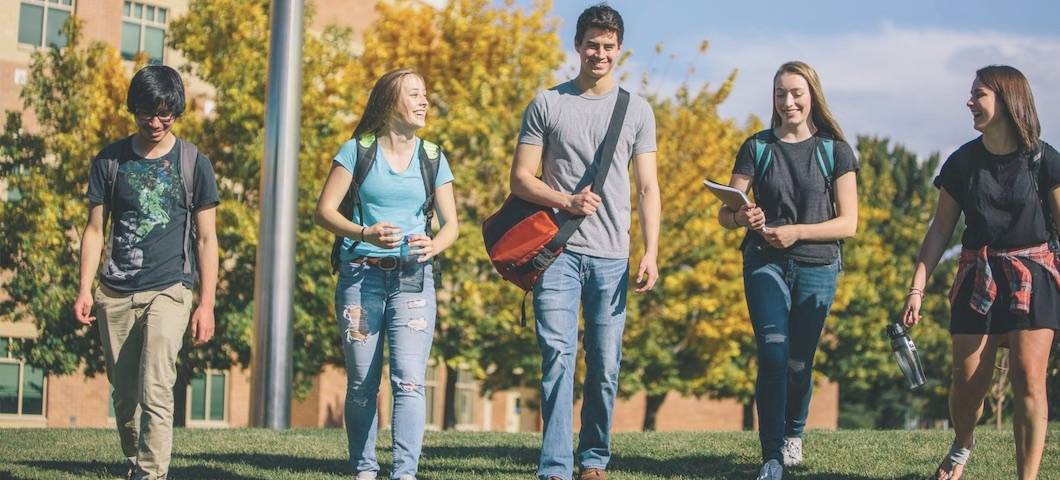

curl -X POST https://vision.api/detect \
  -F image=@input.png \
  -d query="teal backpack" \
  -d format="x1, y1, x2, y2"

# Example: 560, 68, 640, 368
749, 129, 842, 255
751, 129, 837, 204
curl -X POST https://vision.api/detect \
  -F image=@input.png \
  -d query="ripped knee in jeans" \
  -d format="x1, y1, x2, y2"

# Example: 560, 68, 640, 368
394, 378, 423, 393
342, 305, 369, 343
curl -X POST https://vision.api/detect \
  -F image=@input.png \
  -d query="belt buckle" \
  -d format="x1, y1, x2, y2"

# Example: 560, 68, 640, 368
379, 256, 399, 271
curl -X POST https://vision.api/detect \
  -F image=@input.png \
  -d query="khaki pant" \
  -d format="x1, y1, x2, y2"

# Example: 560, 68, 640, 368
96, 282, 192, 480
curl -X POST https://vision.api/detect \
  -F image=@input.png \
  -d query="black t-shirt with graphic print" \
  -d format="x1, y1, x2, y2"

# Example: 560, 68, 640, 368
934, 137, 1060, 249
732, 132, 859, 264
86, 137, 219, 293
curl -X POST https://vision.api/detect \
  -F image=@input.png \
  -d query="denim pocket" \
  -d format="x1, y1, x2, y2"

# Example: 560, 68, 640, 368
398, 261, 426, 293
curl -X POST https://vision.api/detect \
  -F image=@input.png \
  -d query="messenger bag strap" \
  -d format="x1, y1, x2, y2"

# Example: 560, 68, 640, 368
544, 88, 630, 252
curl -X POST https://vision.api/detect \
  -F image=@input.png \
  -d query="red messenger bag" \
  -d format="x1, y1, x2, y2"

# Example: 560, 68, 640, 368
482, 88, 630, 319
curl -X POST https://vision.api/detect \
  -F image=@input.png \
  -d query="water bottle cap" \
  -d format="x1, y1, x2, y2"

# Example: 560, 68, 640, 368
886, 323, 907, 339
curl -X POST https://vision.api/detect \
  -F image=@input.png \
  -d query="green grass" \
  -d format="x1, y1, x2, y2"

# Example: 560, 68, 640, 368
1, 426, 1059, 479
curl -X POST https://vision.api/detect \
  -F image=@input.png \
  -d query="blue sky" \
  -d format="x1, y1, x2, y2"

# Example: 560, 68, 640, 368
513, 0, 1060, 160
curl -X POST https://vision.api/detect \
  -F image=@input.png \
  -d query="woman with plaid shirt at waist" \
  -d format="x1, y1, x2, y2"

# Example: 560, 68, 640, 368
902, 65, 1060, 480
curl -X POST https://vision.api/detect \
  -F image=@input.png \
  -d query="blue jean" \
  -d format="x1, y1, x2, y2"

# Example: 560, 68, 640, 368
336, 261, 436, 480
533, 251, 628, 480
743, 248, 838, 463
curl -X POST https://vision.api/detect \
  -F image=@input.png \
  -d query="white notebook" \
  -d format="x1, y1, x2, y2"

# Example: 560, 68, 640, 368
703, 179, 750, 209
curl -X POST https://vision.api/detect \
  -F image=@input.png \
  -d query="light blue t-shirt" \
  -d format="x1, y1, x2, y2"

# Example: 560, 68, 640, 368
333, 137, 454, 259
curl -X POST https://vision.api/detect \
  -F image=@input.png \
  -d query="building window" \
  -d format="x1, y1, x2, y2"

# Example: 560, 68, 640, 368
454, 369, 476, 428
0, 337, 46, 417
424, 366, 438, 427
17, 0, 74, 49
187, 371, 226, 425
121, 1, 167, 64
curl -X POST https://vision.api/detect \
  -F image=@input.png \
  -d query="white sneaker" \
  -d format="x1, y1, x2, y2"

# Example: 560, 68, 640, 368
756, 459, 783, 480
354, 473, 377, 480
781, 436, 803, 467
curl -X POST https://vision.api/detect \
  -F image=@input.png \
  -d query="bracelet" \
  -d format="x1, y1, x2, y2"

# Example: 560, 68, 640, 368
906, 288, 924, 298
359, 226, 366, 242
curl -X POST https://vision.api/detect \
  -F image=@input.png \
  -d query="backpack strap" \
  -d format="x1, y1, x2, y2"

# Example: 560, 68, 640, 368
178, 138, 199, 275
331, 134, 379, 273
752, 130, 774, 184
814, 135, 838, 215
815, 136, 836, 182
418, 140, 441, 239
1028, 146, 1059, 250
101, 137, 136, 265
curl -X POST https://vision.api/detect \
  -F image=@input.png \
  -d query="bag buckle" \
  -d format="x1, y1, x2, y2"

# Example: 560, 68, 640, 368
530, 249, 557, 270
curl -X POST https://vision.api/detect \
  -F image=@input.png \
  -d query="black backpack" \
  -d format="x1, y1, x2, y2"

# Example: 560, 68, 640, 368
101, 136, 200, 275
329, 133, 442, 272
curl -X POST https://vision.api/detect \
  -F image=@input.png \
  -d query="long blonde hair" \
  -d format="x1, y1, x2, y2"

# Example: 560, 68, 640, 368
771, 61, 847, 143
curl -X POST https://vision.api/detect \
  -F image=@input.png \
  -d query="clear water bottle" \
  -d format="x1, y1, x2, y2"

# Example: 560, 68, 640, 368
887, 323, 926, 390
399, 234, 412, 263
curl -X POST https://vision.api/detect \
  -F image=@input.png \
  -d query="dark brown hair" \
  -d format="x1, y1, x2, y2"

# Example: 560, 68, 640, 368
976, 65, 1041, 151
575, 3, 623, 45
771, 61, 847, 144
352, 68, 422, 139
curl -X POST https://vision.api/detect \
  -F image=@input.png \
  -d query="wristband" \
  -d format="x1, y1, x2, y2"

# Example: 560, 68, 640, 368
359, 226, 366, 242
906, 288, 924, 298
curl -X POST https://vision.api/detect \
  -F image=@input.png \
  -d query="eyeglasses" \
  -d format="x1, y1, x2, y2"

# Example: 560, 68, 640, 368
133, 110, 176, 123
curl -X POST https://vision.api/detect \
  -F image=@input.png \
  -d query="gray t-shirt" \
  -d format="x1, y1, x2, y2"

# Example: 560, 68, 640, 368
518, 81, 657, 258
732, 131, 858, 264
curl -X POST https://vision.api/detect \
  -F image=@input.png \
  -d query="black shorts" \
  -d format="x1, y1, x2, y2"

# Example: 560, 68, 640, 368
949, 258, 1060, 334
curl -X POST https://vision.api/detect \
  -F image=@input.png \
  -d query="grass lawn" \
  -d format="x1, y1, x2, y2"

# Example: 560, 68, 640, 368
1, 426, 1059, 479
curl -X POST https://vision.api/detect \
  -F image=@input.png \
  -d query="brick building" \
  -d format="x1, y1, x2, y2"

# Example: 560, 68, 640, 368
0, 0, 838, 433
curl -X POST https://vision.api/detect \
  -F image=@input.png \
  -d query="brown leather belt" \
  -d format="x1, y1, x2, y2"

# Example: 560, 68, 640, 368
350, 256, 401, 271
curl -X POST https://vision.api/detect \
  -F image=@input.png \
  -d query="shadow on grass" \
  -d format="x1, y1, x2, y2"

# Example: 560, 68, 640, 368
14, 460, 263, 480
178, 452, 348, 476
616, 452, 929, 480
16, 447, 930, 480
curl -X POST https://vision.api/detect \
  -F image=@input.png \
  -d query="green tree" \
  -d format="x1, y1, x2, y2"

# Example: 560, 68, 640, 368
620, 62, 762, 429
0, 20, 138, 377
169, 0, 367, 397
822, 136, 957, 428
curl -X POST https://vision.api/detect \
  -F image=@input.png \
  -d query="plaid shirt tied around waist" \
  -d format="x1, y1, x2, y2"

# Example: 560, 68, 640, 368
949, 243, 1060, 315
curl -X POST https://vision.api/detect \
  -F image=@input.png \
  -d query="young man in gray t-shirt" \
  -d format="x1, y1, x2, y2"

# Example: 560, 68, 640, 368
510, 5, 660, 480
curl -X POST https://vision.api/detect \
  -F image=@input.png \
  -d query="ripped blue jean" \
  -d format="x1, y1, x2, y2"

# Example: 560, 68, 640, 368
743, 247, 838, 463
336, 261, 435, 480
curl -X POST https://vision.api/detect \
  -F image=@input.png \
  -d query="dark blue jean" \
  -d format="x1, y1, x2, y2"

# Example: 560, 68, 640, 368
533, 251, 628, 480
743, 247, 838, 463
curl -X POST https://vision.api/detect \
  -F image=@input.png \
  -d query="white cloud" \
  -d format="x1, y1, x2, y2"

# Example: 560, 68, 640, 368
611, 24, 1060, 160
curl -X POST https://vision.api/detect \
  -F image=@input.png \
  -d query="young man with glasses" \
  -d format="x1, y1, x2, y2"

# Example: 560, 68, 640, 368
73, 65, 219, 480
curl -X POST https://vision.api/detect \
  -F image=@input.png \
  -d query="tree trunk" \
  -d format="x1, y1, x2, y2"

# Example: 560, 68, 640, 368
442, 364, 459, 430
172, 371, 190, 427
991, 349, 1010, 428
642, 392, 666, 431
743, 397, 755, 431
